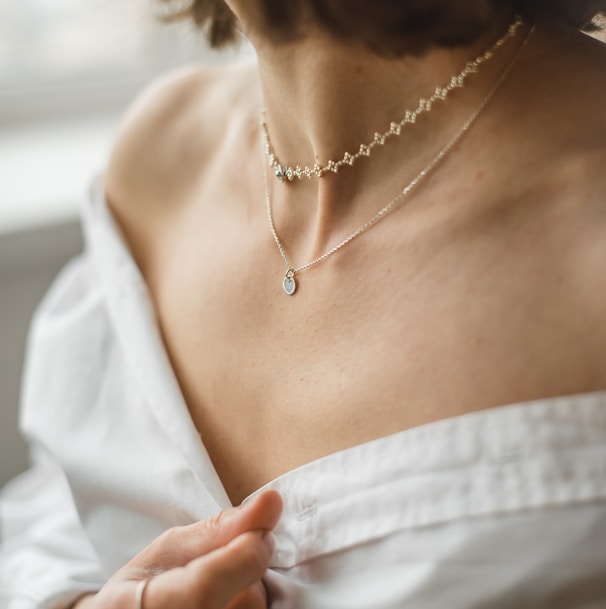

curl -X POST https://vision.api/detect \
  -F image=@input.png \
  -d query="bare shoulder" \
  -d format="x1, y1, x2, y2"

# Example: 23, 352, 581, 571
494, 21, 606, 354
102, 59, 259, 270
104, 59, 259, 222
541, 26, 606, 258
540, 25, 606, 355
522, 21, 606, 215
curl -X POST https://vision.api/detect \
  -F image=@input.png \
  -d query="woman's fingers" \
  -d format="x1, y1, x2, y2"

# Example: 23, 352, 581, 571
222, 582, 267, 609
129, 489, 283, 573
203, 490, 282, 553
87, 491, 282, 609
143, 530, 274, 609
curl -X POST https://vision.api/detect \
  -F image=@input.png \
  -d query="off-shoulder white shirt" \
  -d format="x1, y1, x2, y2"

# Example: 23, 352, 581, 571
1, 179, 606, 609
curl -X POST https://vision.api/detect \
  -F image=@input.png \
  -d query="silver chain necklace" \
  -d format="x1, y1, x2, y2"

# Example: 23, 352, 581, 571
264, 21, 534, 296
262, 16, 523, 183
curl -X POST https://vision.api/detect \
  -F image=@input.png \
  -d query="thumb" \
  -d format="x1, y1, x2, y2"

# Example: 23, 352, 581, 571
204, 489, 283, 552
127, 490, 283, 572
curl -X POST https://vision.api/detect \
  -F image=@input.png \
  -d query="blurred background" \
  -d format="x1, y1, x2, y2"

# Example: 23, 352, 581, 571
0, 0, 249, 488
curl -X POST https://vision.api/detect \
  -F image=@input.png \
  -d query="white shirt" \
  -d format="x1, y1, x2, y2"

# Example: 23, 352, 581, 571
1, 179, 606, 609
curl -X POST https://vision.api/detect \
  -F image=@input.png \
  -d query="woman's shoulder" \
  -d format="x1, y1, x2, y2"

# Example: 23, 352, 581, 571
523, 26, 606, 351
105, 59, 258, 204
102, 59, 259, 266
521, 22, 606, 203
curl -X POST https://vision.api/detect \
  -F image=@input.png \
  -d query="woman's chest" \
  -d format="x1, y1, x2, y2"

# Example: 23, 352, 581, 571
148, 199, 606, 503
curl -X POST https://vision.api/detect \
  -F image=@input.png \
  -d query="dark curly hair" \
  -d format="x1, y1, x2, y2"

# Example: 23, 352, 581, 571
159, 0, 606, 55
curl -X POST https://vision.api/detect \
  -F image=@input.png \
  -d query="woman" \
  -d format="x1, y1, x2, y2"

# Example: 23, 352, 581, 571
1, 1, 606, 607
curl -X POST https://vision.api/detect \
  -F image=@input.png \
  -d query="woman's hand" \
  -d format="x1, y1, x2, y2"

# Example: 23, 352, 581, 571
73, 490, 282, 609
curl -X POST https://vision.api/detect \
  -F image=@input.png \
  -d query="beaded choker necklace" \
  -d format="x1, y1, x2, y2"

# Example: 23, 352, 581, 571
262, 16, 523, 184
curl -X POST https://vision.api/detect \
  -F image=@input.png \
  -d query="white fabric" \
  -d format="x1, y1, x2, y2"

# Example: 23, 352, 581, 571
1, 178, 606, 609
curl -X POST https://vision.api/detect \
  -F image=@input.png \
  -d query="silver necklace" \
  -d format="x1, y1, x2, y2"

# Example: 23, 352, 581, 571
265, 22, 534, 296
261, 15, 524, 183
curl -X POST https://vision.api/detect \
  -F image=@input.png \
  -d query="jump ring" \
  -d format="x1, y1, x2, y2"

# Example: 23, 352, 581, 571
135, 579, 149, 609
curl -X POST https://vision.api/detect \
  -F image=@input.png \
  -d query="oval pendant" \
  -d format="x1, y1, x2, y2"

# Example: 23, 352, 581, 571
283, 274, 296, 296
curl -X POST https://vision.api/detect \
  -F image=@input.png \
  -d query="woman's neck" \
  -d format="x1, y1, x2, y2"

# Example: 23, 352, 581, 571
243, 10, 529, 258
259, 13, 523, 161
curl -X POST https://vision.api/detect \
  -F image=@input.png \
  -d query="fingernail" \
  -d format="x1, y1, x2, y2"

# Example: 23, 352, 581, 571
239, 491, 268, 512
239, 495, 260, 514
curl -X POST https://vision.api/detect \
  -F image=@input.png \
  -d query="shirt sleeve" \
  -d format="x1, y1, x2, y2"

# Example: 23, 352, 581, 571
0, 446, 106, 609
0, 255, 107, 609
